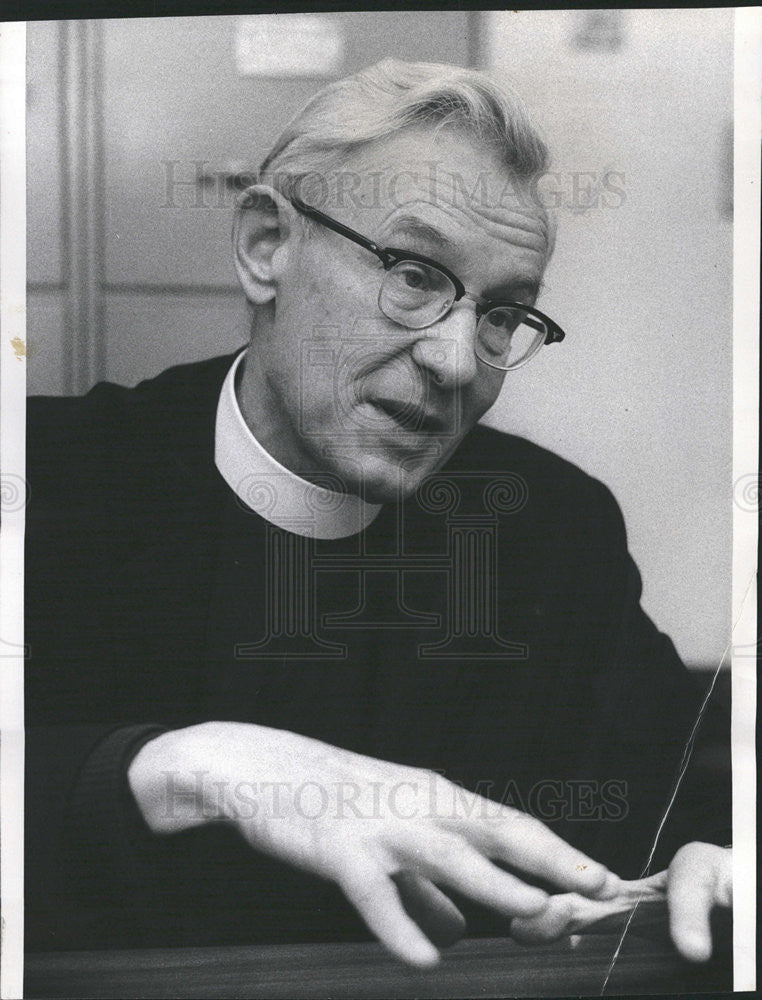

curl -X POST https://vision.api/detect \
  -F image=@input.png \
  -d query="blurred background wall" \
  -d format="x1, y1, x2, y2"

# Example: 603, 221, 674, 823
26, 10, 733, 670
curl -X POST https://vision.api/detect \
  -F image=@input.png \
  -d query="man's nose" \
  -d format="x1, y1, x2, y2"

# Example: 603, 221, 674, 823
410, 302, 478, 389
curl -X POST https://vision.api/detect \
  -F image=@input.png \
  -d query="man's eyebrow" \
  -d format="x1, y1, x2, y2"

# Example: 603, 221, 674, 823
486, 277, 544, 303
382, 216, 460, 256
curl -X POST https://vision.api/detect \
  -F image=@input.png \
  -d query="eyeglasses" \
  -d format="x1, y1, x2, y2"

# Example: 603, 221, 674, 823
290, 195, 565, 372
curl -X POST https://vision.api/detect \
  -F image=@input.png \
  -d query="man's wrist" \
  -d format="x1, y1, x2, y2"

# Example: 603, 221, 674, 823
127, 725, 229, 834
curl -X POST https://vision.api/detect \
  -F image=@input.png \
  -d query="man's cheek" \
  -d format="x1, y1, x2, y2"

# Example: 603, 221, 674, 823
300, 391, 347, 442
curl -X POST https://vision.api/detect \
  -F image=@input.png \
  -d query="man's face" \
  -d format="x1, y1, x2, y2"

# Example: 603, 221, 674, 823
241, 126, 550, 504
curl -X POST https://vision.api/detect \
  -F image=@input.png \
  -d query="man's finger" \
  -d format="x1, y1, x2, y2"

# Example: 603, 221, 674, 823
510, 894, 578, 943
667, 848, 718, 962
477, 808, 620, 899
339, 864, 441, 968
393, 872, 466, 948
406, 830, 549, 918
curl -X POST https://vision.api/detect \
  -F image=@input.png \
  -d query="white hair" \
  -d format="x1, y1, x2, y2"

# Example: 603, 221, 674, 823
257, 59, 552, 208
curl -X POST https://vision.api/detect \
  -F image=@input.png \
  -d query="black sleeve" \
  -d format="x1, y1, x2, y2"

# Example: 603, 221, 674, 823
24, 723, 167, 949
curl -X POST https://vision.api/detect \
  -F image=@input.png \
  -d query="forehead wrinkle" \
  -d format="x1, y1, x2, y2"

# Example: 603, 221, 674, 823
434, 199, 549, 255
413, 163, 547, 227
434, 192, 550, 241
467, 197, 549, 232
380, 197, 547, 251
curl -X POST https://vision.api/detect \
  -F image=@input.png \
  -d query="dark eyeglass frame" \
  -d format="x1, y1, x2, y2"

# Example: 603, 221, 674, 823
289, 195, 566, 356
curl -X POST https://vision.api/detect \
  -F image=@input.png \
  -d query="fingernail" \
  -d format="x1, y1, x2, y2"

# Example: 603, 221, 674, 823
574, 863, 620, 897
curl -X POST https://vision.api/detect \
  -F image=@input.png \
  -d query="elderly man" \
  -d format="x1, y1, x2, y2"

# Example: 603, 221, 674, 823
26, 60, 730, 969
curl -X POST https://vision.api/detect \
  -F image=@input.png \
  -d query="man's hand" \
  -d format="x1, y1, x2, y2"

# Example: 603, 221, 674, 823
128, 722, 621, 967
509, 843, 732, 964
667, 842, 731, 962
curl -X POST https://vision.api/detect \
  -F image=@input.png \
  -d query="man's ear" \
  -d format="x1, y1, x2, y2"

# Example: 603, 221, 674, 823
232, 185, 298, 304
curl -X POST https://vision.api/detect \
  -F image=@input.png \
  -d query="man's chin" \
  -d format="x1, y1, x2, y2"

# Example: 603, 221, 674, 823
352, 454, 445, 505
306, 436, 451, 505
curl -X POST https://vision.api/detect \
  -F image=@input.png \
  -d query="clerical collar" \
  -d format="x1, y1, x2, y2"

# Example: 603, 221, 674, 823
215, 350, 381, 539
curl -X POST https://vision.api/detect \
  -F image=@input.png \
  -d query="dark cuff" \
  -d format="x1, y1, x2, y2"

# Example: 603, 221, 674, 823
62, 724, 169, 903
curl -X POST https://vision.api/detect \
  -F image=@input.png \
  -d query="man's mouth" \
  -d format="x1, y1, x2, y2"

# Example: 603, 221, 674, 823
370, 396, 445, 433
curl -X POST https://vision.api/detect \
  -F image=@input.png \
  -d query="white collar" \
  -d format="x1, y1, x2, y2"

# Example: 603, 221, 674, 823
215, 351, 381, 539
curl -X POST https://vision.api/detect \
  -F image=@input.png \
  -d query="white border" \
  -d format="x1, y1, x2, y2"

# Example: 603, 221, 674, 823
732, 6, 760, 992
0, 19, 27, 1000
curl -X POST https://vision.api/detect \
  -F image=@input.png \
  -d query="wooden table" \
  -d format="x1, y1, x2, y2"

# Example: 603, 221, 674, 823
25, 933, 732, 998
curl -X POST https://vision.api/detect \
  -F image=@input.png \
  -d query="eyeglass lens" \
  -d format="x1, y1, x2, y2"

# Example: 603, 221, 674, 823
378, 260, 547, 370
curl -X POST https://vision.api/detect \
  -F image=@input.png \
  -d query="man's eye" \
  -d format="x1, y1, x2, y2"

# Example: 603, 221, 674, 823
400, 264, 430, 290
486, 309, 518, 332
